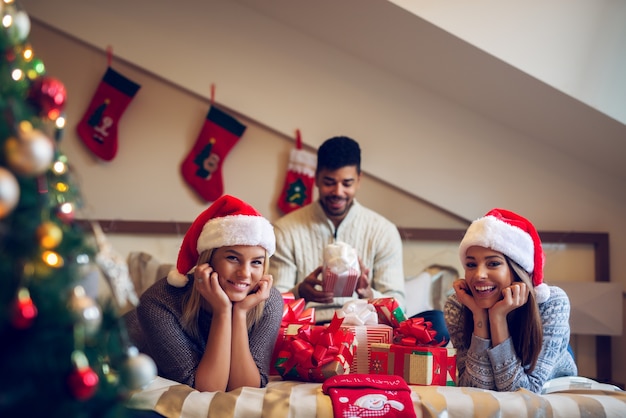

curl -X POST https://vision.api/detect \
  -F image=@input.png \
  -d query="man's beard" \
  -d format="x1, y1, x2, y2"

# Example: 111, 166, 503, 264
321, 196, 351, 218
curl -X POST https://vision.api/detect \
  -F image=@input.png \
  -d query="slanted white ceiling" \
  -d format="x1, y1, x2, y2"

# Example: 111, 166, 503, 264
234, 0, 626, 182
390, 0, 626, 126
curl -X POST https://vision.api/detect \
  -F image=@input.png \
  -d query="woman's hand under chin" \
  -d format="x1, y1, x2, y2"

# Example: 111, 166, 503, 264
234, 274, 273, 313
195, 263, 232, 312
489, 282, 529, 317
453, 278, 484, 316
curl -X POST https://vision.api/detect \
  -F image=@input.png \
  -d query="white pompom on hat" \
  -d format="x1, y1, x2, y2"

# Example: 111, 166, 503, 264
458, 208, 549, 303
167, 195, 275, 287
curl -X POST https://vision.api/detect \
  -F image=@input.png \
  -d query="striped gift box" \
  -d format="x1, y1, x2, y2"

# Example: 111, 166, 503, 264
323, 268, 359, 297
340, 324, 394, 374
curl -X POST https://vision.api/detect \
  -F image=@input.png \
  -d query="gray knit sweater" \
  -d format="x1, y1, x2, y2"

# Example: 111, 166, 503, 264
124, 277, 283, 389
444, 285, 577, 393
270, 199, 405, 323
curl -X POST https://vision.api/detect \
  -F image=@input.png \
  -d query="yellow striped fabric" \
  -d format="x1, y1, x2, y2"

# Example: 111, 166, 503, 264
127, 377, 626, 418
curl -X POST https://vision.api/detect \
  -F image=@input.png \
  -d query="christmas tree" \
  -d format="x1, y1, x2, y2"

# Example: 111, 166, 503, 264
0, 2, 155, 416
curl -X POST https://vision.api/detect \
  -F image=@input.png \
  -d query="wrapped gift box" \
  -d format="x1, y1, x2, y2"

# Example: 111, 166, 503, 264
369, 298, 407, 327
340, 324, 393, 374
277, 356, 349, 382
271, 323, 306, 374
275, 316, 355, 383
270, 294, 315, 375
445, 347, 458, 386
369, 343, 457, 386
323, 268, 359, 297
322, 241, 360, 297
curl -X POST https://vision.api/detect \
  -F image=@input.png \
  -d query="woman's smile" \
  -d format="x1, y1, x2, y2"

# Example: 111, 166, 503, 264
474, 284, 497, 295
224, 279, 250, 291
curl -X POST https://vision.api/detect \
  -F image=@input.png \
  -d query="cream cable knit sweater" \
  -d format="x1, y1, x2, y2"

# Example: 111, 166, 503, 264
270, 200, 405, 323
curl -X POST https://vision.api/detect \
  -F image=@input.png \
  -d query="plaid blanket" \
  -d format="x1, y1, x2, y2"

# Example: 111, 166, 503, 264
127, 376, 626, 418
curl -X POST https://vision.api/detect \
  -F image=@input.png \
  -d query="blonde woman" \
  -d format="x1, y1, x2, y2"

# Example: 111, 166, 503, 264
125, 195, 282, 392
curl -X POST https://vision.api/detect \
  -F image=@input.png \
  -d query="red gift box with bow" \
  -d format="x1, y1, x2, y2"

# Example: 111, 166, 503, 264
369, 317, 457, 386
275, 315, 356, 382
369, 297, 407, 327
269, 293, 316, 375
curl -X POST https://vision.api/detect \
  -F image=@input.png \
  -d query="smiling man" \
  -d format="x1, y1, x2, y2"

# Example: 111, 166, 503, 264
270, 136, 405, 323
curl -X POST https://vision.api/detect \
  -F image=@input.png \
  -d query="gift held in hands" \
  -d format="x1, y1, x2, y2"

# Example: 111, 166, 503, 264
323, 241, 360, 297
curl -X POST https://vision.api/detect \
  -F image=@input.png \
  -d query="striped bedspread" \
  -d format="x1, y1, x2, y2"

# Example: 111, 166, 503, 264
127, 376, 626, 418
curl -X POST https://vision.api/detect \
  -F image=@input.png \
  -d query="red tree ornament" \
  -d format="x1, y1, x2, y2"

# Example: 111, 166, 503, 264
11, 288, 38, 329
67, 366, 99, 400
67, 350, 100, 400
28, 76, 67, 120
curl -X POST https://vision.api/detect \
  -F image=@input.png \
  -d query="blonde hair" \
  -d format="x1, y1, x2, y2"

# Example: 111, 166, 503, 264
180, 248, 268, 341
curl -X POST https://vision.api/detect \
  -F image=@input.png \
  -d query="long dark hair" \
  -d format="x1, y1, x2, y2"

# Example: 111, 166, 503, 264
462, 256, 543, 371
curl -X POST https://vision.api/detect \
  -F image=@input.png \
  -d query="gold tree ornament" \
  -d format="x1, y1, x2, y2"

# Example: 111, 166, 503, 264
0, 167, 20, 218
4, 121, 55, 176
1, 0, 31, 44
37, 220, 63, 249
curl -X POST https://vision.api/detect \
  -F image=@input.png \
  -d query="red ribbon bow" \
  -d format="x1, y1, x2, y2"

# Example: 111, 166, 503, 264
281, 315, 354, 380
281, 296, 315, 327
394, 317, 444, 346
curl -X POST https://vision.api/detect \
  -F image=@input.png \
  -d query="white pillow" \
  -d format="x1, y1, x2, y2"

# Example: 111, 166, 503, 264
127, 251, 173, 296
404, 271, 433, 318
541, 376, 622, 394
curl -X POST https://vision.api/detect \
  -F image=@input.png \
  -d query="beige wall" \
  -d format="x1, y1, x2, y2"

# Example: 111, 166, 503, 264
28, 23, 466, 230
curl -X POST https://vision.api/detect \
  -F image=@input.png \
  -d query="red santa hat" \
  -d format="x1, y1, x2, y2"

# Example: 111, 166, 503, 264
458, 208, 549, 303
167, 195, 275, 287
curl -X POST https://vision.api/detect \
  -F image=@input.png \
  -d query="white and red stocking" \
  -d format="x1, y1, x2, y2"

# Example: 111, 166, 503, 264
76, 67, 141, 161
277, 130, 316, 214
181, 106, 246, 202
322, 374, 416, 418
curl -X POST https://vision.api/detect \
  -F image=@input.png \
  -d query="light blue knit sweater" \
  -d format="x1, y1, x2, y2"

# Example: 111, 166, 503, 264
444, 286, 578, 393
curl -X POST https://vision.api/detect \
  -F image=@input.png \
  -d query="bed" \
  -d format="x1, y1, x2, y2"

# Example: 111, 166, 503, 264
83, 220, 625, 417
125, 375, 626, 418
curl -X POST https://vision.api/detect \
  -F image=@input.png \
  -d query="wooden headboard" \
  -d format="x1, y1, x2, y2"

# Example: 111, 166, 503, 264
79, 219, 612, 384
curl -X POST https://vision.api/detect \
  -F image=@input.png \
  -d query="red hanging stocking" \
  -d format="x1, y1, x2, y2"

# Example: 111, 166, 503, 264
76, 67, 141, 161
181, 106, 246, 202
322, 374, 416, 418
277, 129, 316, 214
